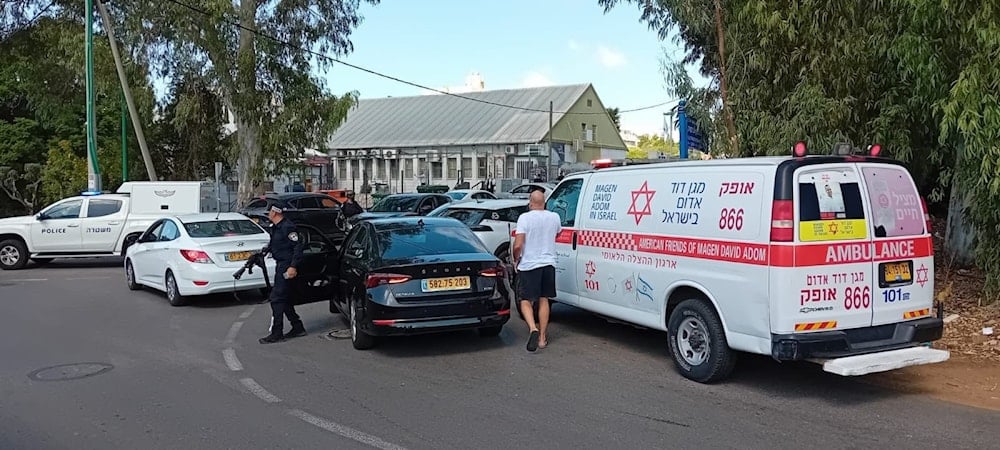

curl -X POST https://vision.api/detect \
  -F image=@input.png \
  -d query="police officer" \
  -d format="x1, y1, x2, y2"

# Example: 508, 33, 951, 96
341, 190, 364, 218
259, 205, 307, 344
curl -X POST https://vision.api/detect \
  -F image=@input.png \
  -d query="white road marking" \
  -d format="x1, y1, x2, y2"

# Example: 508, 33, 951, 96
239, 378, 281, 403
66, 276, 111, 280
222, 348, 243, 371
224, 321, 244, 345
288, 409, 408, 450
238, 305, 256, 320
5, 278, 48, 282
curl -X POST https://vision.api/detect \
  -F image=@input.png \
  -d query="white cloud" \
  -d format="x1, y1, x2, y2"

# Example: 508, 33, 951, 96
520, 71, 555, 88
568, 39, 580, 51
596, 45, 627, 69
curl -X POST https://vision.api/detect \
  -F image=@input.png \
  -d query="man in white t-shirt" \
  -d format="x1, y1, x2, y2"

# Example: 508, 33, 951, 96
512, 190, 562, 352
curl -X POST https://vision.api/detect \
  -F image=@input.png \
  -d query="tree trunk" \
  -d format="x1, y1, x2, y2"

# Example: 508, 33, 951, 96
232, 0, 260, 209
944, 142, 977, 266
713, 0, 739, 155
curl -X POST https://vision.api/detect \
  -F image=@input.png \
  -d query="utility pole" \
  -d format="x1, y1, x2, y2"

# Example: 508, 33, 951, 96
96, 0, 158, 181
85, 0, 101, 192
121, 89, 127, 182
547, 100, 553, 181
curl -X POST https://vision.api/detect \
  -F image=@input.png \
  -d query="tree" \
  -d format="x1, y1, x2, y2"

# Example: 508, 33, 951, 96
109, 0, 377, 206
627, 133, 679, 158
606, 107, 621, 130
156, 73, 231, 181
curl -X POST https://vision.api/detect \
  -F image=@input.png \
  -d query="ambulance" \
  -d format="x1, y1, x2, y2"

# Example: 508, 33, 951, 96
540, 143, 948, 383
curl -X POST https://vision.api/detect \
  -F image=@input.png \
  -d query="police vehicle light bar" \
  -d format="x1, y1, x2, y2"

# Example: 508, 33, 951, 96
80, 190, 103, 196
868, 144, 882, 157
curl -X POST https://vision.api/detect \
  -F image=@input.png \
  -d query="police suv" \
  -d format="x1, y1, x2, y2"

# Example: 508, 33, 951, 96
0, 181, 219, 270
539, 143, 947, 382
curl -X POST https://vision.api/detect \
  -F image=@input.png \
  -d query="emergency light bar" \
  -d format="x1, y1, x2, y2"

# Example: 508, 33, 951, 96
80, 190, 104, 196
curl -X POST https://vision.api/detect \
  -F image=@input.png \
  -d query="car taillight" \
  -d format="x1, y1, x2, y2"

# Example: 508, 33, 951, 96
770, 200, 794, 242
478, 266, 506, 277
180, 249, 213, 264
920, 196, 932, 233
365, 273, 411, 289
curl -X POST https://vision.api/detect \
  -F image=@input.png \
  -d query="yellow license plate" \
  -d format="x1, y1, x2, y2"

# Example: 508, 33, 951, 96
226, 251, 253, 262
421, 276, 470, 292
884, 262, 912, 282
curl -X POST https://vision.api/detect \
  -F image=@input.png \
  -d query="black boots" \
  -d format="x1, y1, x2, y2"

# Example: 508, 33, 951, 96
283, 321, 307, 339
258, 333, 283, 344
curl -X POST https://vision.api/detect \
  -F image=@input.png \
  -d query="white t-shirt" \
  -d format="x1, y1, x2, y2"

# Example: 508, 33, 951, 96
515, 209, 562, 271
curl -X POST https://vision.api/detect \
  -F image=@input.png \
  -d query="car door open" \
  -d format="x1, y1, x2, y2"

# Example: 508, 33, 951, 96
290, 223, 340, 305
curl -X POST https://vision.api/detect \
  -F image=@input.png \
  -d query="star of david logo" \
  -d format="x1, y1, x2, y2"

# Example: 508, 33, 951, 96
627, 181, 655, 225
585, 260, 596, 278
828, 222, 839, 234
916, 264, 929, 287
624, 278, 634, 293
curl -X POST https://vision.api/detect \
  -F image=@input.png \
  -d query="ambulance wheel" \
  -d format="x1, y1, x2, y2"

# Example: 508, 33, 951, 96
667, 299, 735, 383
0, 238, 29, 270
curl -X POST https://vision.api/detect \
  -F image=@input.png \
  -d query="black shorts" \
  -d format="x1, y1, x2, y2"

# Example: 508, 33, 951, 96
517, 265, 556, 302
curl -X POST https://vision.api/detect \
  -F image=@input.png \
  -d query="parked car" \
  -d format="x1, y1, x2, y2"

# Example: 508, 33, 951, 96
239, 192, 348, 244
444, 189, 498, 202
349, 193, 452, 224
124, 213, 339, 307
426, 199, 528, 262
331, 217, 513, 349
508, 182, 557, 199
0, 181, 217, 270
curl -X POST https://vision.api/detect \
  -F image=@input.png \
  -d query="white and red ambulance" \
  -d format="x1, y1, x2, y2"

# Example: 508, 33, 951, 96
538, 143, 947, 383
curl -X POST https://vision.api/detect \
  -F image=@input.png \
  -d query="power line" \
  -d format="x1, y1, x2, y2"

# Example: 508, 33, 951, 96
163, 0, 675, 116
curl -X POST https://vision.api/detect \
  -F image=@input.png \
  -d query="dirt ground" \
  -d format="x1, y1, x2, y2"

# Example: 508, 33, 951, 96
866, 217, 1000, 411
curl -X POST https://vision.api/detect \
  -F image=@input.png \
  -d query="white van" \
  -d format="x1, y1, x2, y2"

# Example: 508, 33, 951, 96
539, 145, 947, 382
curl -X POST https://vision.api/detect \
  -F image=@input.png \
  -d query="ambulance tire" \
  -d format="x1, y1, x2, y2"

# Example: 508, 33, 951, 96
667, 299, 736, 383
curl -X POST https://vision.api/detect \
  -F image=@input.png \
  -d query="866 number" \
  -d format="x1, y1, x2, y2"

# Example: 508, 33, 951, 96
719, 208, 744, 231
844, 286, 871, 310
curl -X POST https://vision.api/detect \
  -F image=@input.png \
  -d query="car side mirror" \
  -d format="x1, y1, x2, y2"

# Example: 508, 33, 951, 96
36, 213, 48, 221
472, 224, 493, 232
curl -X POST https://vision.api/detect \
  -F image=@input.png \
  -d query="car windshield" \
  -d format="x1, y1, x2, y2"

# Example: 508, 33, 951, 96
435, 208, 487, 227
376, 224, 486, 260
370, 196, 420, 213
184, 220, 265, 238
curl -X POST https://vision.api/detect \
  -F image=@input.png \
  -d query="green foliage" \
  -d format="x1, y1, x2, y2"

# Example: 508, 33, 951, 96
629, 134, 679, 158
41, 140, 87, 203
606, 107, 621, 130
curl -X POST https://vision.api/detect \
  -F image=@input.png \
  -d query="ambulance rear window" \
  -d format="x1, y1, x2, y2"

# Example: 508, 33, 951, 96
861, 167, 924, 237
798, 182, 865, 221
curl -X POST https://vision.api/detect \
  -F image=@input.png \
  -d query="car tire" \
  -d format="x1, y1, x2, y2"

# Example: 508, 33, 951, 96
349, 296, 376, 350
125, 259, 140, 291
31, 258, 54, 265
165, 271, 187, 307
0, 238, 29, 270
477, 325, 503, 337
667, 299, 736, 383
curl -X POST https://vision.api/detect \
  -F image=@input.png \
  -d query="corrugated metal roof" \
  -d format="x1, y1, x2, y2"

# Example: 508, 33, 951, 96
326, 84, 592, 150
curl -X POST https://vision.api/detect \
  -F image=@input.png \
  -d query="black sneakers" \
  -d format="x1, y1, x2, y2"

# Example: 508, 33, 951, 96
283, 327, 307, 339
259, 334, 284, 344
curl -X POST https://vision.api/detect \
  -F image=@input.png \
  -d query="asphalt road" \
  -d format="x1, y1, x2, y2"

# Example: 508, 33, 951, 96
1, 259, 997, 450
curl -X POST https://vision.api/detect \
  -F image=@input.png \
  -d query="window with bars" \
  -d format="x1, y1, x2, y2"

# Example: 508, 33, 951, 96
432, 162, 443, 179
338, 160, 347, 180
461, 157, 472, 178
404, 159, 414, 178
447, 158, 458, 179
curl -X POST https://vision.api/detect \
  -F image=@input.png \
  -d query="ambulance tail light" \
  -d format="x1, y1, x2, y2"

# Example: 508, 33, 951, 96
770, 200, 795, 242
920, 196, 932, 233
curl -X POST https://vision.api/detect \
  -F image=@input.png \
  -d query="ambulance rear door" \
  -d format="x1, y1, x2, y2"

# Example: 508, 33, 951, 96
791, 164, 875, 331
857, 163, 934, 326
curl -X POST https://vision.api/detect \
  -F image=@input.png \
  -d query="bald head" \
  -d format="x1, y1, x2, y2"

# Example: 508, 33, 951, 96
529, 190, 546, 209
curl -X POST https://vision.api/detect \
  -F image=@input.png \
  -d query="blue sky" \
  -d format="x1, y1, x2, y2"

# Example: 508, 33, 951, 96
320, 0, 709, 138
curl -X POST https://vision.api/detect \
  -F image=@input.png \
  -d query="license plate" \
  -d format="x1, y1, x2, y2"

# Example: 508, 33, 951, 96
420, 276, 470, 292
883, 262, 912, 283
226, 251, 253, 262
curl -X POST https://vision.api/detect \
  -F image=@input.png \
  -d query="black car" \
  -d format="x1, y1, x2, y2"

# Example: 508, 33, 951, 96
331, 217, 513, 349
240, 193, 349, 243
349, 193, 452, 224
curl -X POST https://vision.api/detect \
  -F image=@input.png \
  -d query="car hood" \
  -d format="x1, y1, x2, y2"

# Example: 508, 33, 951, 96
0, 215, 36, 227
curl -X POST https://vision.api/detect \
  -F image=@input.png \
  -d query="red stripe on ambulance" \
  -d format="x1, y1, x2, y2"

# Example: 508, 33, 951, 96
559, 228, 932, 267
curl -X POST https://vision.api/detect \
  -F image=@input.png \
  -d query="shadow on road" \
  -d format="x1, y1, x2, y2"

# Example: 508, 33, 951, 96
549, 302, 908, 407
369, 328, 513, 358
33, 257, 123, 269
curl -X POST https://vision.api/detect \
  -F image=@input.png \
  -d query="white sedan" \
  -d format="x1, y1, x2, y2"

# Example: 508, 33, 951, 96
444, 189, 498, 202
124, 213, 277, 306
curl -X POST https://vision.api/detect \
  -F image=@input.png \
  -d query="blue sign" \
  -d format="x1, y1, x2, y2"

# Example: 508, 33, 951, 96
678, 100, 705, 158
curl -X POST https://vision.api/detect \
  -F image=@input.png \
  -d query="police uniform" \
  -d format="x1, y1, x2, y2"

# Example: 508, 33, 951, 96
260, 206, 306, 344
